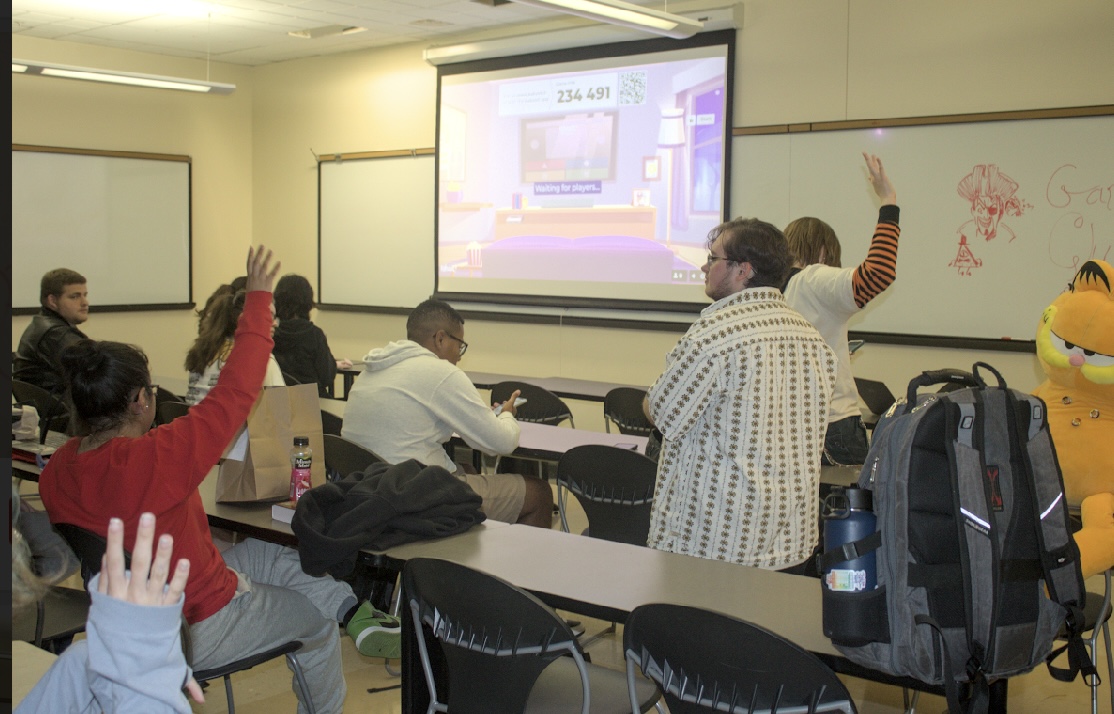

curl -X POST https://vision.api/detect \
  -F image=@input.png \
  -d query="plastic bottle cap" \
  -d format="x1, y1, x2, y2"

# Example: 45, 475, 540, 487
293, 436, 309, 446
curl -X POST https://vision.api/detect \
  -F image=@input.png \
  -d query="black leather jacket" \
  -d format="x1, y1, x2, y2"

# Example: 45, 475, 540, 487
13, 308, 88, 394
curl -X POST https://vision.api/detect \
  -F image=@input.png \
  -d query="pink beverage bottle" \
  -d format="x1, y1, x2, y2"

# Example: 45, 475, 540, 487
290, 436, 312, 502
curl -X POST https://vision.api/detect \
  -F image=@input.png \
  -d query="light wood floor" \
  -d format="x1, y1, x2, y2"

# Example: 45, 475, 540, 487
17, 479, 1110, 713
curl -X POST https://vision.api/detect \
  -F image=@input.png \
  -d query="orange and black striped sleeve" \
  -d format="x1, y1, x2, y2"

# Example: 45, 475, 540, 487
851, 204, 900, 308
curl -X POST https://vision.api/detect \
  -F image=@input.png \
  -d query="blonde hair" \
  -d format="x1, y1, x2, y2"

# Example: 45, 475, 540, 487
12, 528, 49, 610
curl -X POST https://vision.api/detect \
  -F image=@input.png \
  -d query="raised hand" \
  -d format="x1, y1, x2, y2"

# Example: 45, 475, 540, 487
246, 244, 282, 294
98, 513, 204, 702
863, 153, 897, 206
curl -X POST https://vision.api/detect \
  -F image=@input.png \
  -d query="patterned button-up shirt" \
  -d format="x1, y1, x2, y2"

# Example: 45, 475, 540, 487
646, 287, 836, 570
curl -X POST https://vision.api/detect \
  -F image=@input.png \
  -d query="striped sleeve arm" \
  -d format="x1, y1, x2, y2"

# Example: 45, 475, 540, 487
851, 204, 900, 308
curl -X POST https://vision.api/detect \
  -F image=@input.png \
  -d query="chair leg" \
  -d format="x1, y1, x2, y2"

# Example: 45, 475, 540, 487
576, 621, 617, 649
287, 653, 316, 714
902, 687, 919, 714
224, 674, 236, 714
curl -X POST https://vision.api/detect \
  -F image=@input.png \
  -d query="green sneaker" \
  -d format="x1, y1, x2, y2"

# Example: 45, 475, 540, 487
346, 602, 402, 659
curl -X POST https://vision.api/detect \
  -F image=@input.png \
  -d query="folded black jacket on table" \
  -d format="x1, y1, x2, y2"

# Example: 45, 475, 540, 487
292, 459, 486, 578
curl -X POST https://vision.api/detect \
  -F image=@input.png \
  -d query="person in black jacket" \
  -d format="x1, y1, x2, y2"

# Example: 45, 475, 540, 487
14, 268, 90, 394
271, 274, 351, 397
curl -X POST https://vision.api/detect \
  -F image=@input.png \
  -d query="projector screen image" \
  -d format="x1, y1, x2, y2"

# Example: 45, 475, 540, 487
435, 31, 734, 309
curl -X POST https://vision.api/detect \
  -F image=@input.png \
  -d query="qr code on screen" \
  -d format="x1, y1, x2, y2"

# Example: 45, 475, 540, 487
618, 71, 647, 106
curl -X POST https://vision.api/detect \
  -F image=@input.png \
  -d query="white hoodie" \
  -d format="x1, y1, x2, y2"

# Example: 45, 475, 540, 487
341, 340, 519, 471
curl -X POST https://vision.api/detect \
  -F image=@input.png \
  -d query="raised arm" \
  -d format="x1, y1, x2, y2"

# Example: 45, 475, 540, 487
851, 154, 901, 308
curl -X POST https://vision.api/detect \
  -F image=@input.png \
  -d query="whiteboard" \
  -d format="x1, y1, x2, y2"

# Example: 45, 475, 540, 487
319, 154, 435, 309
731, 114, 1113, 343
12, 148, 192, 310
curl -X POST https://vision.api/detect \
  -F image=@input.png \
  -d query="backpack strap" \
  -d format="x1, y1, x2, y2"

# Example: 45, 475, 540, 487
951, 398, 996, 677
1007, 391, 1094, 683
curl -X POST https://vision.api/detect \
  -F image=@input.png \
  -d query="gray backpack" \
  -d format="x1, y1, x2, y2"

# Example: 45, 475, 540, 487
821, 363, 1092, 713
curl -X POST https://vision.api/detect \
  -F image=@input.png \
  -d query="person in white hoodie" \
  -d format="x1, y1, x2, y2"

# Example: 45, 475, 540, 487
342, 299, 553, 528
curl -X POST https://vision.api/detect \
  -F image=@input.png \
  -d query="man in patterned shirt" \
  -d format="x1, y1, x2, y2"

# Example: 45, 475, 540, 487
644, 218, 837, 573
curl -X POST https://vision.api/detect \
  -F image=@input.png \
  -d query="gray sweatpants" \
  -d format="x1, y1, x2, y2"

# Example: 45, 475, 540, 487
189, 539, 356, 714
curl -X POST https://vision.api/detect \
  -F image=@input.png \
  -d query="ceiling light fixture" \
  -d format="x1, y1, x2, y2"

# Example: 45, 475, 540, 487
11, 58, 235, 94
288, 25, 368, 39
508, 0, 703, 39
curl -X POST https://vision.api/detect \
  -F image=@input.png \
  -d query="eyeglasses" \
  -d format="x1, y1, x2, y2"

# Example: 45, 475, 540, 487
706, 253, 736, 266
443, 333, 468, 357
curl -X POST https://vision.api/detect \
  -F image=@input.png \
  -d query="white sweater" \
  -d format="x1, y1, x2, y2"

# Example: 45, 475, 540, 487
342, 340, 519, 471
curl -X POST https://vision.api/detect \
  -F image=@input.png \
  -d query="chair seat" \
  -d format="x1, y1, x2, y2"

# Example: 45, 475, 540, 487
525, 656, 660, 714
193, 640, 303, 682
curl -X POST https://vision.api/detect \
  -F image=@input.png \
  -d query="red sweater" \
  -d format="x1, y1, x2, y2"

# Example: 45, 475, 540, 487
41, 291, 273, 624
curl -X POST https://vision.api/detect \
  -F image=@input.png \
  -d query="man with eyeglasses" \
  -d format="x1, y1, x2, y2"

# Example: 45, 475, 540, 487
342, 299, 554, 528
643, 218, 837, 574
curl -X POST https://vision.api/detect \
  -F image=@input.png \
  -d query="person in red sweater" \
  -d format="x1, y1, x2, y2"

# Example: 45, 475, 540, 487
39, 246, 394, 714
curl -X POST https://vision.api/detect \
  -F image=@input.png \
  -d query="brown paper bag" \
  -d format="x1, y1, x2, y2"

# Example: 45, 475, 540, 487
216, 383, 326, 503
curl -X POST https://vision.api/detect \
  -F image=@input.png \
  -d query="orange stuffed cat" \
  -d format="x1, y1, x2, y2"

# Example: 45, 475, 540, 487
1033, 259, 1114, 578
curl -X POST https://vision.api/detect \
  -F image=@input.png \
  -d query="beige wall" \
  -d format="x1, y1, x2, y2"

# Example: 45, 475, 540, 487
13, 0, 1114, 426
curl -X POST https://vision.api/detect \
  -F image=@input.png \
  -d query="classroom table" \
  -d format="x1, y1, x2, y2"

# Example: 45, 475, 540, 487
336, 367, 645, 403
10, 640, 58, 707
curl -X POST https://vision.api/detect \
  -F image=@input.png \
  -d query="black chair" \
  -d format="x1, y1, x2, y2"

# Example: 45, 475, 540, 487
12, 379, 71, 442
624, 603, 857, 714
491, 381, 574, 477
491, 381, 575, 428
555, 444, 657, 645
403, 557, 661, 714
156, 399, 191, 425
555, 444, 656, 546
155, 385, 185, 406
321, 408, 344, 436
323, 433, 383, 482
603, 387, 654, 436
1058, 568, 1112, 714
54, 522, 314, 714
12, 586, 90, 654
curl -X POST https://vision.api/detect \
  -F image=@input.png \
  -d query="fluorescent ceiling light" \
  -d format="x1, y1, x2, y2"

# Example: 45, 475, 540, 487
426, 1, 740, 65
288, 25, 368, 39
11, 58, 235, 94
509, 0, 703, 39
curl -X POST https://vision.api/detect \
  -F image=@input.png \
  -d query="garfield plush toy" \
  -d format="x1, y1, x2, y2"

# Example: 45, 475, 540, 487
1033, 259, 1114, 578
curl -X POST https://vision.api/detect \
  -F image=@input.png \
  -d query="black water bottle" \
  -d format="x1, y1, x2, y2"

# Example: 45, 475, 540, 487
821, 487, 877, 592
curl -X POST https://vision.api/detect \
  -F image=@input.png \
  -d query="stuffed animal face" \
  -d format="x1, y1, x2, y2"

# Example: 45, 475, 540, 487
1035, 260, 1114, 395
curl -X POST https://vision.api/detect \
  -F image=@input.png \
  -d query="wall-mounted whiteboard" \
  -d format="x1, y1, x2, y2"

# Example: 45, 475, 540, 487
12, 146, 192, 311
731, 113, 1113, 343
318, 153, 435, 309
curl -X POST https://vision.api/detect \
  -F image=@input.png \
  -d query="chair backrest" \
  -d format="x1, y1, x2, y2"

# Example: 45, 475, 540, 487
603, 387, 653, 436
624, 603, 856, 714
154, 386, 185, 408
323, 434, 383, 481
156, 399, 191, 426
490, 381, 574, 427
321, 408, 344, 436
12, 379, 71, 441
555, 444, 656, 545
54, 521, 197, 666
403, 557, 590, 714
53, 522, 119, 588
